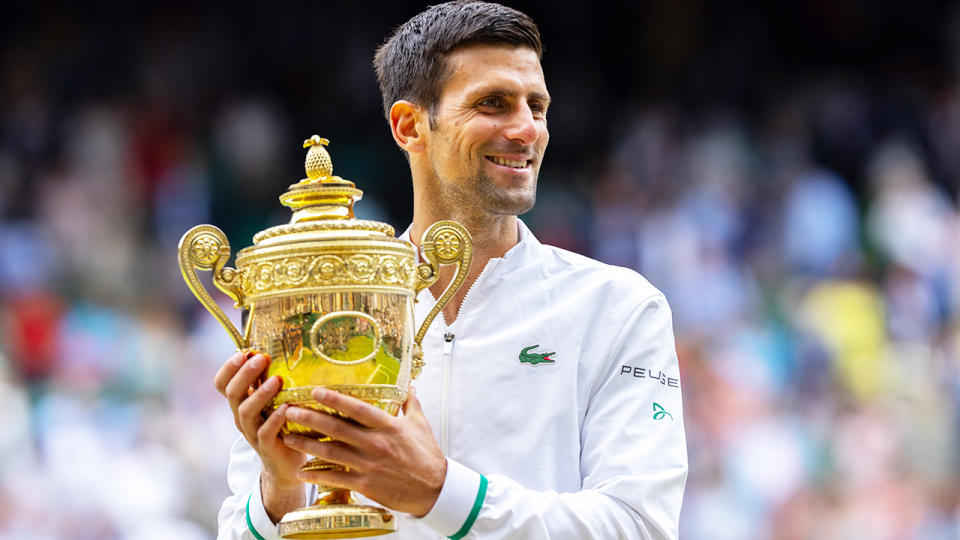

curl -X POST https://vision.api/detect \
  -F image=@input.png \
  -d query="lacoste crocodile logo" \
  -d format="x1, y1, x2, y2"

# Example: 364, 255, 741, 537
519, 345, 555, 365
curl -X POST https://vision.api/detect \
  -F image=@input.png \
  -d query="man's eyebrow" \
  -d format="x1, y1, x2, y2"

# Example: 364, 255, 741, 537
473, 88, 552, 103
529, 91, 551, 103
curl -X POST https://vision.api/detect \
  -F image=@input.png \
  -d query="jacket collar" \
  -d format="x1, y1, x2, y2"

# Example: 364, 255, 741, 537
399, 219, 541, 271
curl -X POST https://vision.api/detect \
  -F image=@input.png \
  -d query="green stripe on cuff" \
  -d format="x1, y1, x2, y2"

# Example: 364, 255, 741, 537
246, 493, 267, 540
449, 475, 488, 540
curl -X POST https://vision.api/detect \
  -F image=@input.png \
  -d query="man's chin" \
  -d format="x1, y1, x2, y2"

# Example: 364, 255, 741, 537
489, 193, 536, 216
470, 173, 537, 215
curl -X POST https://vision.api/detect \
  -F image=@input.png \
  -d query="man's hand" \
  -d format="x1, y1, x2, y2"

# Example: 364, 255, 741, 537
283, 386, 447, 517
214, 351, 307, 521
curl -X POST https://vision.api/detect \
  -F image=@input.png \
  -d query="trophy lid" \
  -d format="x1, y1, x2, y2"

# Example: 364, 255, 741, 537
251, 136, 396, 246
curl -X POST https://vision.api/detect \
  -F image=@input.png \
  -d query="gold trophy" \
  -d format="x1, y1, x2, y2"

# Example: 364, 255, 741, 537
178, 136, 472, 538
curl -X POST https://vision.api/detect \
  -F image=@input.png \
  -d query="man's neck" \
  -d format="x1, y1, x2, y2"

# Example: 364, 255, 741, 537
411, 211, 519, 258
410, 211, 520, 325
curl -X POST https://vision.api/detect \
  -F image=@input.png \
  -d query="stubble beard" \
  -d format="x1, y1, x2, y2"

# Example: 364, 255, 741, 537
443, 167, 538, 219
477, 167, 537, 215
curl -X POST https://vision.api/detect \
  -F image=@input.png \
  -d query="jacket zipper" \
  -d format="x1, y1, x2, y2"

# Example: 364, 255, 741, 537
438, 260, 497, 456
440, 331, 454, 454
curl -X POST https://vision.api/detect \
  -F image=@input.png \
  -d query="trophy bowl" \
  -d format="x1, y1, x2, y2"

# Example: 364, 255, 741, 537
178, 136, 472, 538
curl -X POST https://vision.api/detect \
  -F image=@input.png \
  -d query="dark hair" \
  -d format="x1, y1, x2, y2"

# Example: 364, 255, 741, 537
374, 1, 543, 122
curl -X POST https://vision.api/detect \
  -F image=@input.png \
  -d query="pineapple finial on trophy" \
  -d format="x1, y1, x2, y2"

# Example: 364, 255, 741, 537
277, 134, 363, 223
302, 135, 333, 182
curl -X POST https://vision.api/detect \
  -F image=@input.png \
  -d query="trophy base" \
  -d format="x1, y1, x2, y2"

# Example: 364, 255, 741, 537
278, 504, 396, 539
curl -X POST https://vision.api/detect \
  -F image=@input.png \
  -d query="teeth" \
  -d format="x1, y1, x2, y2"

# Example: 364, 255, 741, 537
490, 156, 528, 168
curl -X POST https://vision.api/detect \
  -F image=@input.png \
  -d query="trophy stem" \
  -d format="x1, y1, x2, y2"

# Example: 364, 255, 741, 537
276, 458, 397, 539
300, 459, 356, 506
314, 487, 353, 506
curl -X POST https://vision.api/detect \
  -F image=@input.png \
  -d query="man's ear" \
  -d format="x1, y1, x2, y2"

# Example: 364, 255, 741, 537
390, 100, 428, 154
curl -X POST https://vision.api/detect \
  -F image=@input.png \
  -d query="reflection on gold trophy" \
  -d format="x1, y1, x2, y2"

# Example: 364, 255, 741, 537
178, 136, 472, 538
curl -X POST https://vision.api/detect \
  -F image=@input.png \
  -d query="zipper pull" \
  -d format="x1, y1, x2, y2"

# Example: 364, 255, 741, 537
442, 332, 455, 355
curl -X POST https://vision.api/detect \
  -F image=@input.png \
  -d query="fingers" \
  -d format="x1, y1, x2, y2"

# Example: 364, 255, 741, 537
224, 353, 270, 406
214, 350, 248, 396
310, 387, 394, 429
402, 386, 424, 418
238, 375, 283, 436
297, 468, 356, 493
285, 406, 367, 447
258, 403, 289, 447
284, 435, 364, 471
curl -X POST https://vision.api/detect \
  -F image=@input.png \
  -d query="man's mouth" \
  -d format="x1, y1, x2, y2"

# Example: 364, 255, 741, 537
486, 156, 531, 169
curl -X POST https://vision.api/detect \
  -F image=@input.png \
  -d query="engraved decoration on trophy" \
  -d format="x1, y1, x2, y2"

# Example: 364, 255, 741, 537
178, 135, 473, 539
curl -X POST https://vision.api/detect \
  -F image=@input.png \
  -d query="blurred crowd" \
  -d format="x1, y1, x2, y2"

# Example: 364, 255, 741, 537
2, 2, 960, 539
581, 109, 960, 539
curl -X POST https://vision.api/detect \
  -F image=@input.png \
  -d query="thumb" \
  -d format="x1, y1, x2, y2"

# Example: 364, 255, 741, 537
402, 386, 424, 418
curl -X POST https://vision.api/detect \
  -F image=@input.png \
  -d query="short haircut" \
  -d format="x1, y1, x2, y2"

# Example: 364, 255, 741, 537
374, 0, 543, 123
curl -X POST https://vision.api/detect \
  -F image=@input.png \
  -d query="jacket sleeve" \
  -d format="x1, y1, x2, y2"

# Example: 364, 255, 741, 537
217, 436, 309, 540
418, 295, 688, 539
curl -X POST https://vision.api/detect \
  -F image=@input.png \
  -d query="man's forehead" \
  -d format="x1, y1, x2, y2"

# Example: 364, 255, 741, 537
442, 44, 549, 98
445, 42, 542, 69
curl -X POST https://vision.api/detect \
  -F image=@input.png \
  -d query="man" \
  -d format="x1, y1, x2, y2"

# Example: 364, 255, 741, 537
215, 2, 687, 538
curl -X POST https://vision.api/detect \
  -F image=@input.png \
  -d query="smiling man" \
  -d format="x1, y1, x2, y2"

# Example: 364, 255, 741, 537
215, 2, 687, 539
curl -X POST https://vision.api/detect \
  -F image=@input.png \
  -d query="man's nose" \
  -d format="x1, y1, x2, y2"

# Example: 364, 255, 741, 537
503, 105, 541, 145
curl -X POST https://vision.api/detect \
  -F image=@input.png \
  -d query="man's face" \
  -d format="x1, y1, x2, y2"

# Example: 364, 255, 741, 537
420, 43, 550, 216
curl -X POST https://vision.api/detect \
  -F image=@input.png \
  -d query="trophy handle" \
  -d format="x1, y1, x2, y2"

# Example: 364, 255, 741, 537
178, 224, 249, 349
411, 221, 473, 378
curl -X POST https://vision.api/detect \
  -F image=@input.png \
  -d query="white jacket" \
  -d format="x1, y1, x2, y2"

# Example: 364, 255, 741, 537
220, 221, 687, 539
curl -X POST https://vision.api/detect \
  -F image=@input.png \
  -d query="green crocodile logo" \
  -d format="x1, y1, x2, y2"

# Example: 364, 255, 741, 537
519, 345, 555, 365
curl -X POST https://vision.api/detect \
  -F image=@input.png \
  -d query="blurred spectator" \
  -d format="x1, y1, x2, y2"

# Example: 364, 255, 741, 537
781, 170, 860, 279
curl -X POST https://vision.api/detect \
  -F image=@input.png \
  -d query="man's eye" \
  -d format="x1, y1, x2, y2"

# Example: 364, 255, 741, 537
530, 102, 547, 115
478, 97, 504, 109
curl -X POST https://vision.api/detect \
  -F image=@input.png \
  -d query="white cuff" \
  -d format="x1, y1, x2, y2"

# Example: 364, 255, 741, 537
418, 457, 486, 538
245, 481, 282, 540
